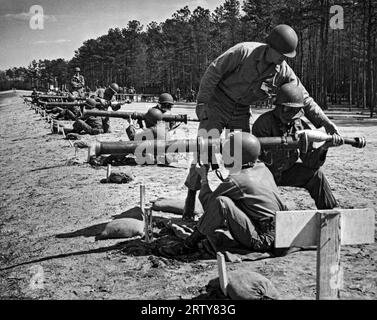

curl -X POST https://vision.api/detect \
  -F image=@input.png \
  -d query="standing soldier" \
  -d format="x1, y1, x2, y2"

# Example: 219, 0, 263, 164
70, 67, 85, 97
31, 88, 39, 104
182, 24, 341, 220
176, 87, 181, 102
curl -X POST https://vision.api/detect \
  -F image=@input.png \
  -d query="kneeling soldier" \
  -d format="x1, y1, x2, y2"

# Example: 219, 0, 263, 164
126, 92, 177, 141
71, 98, 105, 135
160, 132, 287, 256
252, 82, 341, 209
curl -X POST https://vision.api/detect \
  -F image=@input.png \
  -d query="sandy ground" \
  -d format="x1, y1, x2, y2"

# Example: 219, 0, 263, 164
0, 91, 376, 300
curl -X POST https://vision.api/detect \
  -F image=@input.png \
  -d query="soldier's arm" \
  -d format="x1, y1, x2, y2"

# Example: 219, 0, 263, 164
71, 77, 78, 87
97, 98, 108, 109
197, 44, 245, 104
277, 62, 339, 134
199, 178, 239, 212
251, 114, 272, 138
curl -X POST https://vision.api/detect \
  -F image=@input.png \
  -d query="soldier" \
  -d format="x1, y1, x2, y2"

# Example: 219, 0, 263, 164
31, 88, 39, 104
182, 24, 342, 220
252, 82, 341, 209
176, 87, 181, 102
69, 98, 105, 135
50, 94, 81, 121
92, 83, 121, 133
159, 132, 287, 256
70, 67, 85, 96
129, 86, 136, 102
124, 93, 178, 165
126, 93, 177, 141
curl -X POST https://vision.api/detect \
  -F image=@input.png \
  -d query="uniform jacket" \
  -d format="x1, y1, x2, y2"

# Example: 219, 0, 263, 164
71, 74, 85, 90
197, 42, 332, 130
252, 109, 328, 181
199, 162, 287, 225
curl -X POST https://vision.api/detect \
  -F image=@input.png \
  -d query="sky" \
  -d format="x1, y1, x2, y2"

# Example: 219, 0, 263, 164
0, 0, 223, 70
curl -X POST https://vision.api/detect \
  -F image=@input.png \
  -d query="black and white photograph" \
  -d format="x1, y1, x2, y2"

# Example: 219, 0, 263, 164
0, 0, 376, 304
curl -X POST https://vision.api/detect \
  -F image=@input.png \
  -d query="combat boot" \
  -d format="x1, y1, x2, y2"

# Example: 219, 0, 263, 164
158, 228, 205, 257
184, 228, 206, 248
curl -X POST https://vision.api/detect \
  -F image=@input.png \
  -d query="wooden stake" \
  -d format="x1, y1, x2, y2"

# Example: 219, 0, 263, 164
316, 211, 342, 300
106, 164, 112, 182
144, 205, 153, 243
87, 145, 94, 163
140, 184, 145, 213
60, 127, 66, 139
217, 252, 228, 296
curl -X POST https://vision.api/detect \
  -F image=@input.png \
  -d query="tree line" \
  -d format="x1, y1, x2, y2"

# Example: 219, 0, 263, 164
1, 0, 376, 114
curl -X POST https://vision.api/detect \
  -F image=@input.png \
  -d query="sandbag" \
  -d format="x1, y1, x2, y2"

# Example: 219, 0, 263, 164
152, 197, 204, 216
95, 217, 144, 240
100, 172, 134, 184
227, 269, 279, 300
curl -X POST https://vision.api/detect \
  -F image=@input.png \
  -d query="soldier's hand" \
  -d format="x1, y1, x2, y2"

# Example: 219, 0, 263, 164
127, 116, 139, 128
324, 120, 340, 135
322, 134, 344, 150
195, 163, 210, 179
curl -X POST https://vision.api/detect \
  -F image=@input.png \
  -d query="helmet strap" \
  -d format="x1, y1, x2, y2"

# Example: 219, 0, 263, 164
215, 169, 225, 182
241, 162, 255, 169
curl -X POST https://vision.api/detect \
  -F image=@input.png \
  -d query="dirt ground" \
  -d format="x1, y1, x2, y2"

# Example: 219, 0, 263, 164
0, 90, 376, 300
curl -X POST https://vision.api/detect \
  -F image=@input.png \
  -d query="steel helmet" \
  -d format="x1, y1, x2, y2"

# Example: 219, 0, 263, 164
67, 93, 76, 102
84, 98, 97, 109
145, 107, 163, 127
75, 67, 81, 72
266, 24, 298, 58
222, 132, 261, 168
275, 82, 304, 108
109, 83, 119, 93
158, 93, 174, 105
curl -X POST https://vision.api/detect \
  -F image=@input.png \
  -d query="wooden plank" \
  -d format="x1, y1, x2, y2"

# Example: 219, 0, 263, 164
340, 208, 375, 245
316, 212, 342, 299
217, 252, 228, 296
275, 208, 375, 248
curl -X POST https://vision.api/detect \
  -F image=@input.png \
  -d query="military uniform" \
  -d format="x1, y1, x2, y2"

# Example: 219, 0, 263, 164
252, 109, 337, 209
196, 161, 287, 252
51, 104, 81, 121
126, 105, 176, 141
70, 74, 85, 95
185, 42, 339, 192
93, 88, 118, 133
